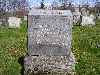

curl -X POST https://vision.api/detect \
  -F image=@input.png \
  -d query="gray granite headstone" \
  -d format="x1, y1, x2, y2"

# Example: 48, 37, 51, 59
24, 9, 75, 75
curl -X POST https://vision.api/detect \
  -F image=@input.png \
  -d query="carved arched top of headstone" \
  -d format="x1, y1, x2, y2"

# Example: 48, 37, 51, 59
81, 8, 89, 16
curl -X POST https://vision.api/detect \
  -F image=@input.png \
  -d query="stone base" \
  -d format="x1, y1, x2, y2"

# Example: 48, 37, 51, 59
24, 55, 75, 75
24, 71, 74, 75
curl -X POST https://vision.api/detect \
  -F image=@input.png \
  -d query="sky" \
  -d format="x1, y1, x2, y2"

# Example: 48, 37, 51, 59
28, 0, 97, 7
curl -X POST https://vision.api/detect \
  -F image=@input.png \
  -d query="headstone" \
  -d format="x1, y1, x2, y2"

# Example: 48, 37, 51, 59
24, 9, 75, 75
24, 16, 27, 21
0, 21, 2, 26
74, 7, 79, 12
8, 17, 21, 28
81, 8, 89, 16
73, 11, 81, 24
0, 18, 8, 26
80, 8, 95, 26
81, 14, 95, 26
97, 13, 100, 19
98, 16, 100, 19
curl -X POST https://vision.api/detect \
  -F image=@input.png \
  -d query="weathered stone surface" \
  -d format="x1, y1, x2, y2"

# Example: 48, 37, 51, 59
24, 16, 28, 21
73, 12, 81, 24
81, 14, 95, 26
81, 8, 89, 16
24, 10, 75, 75
8, 17, 21, 28
24, 55, 75, 75
28, 15, 72, 56
0, 21, 2, 26
0, 18, 8, 26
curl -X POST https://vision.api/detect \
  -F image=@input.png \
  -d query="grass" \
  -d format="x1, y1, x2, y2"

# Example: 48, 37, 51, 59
0, 19, 100, 75
0, 20, 27, 75
72, 19, 100, 75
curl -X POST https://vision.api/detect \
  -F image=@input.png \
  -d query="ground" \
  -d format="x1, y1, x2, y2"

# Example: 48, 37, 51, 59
0, 20, 27, 75
72, 19, 100, 75
0, 19, 100, 75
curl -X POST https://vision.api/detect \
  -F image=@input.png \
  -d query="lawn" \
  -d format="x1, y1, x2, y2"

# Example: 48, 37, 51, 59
0, 19, 100, 75
72, 19, 100, 75
0, 20, 27, 75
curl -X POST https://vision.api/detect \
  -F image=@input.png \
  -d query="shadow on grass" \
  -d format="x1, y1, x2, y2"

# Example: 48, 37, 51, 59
18, 56, 25, 75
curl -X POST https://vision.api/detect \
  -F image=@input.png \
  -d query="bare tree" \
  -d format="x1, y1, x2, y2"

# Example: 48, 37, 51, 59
40, 0, 45, 9
0, 0, 29, 25
51, 0, 59, 9
59, 0, 73, 10
0, 0, 29, 13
